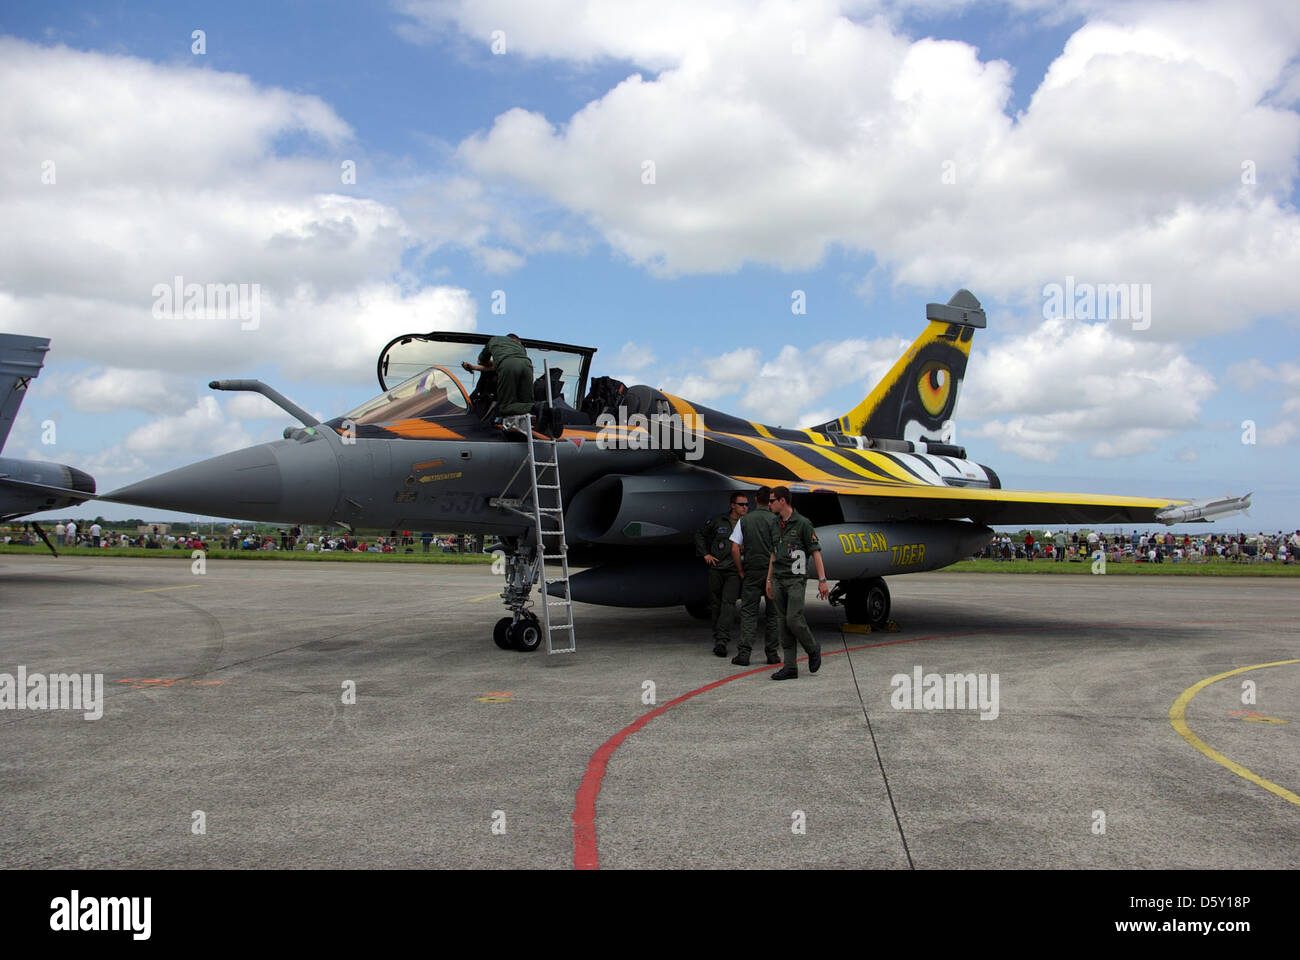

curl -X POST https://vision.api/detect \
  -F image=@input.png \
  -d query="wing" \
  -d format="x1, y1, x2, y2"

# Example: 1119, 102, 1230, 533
725, 470, 1185, 525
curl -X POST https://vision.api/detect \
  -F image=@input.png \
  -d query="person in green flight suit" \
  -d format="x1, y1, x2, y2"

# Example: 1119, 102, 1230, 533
695, 492, 748, 657
765, 485, 830, 680
727, 485, 783, 666
461, 333, 534, 416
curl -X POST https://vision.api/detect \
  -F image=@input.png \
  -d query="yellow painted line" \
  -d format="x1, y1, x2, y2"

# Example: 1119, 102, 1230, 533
752, 422, 776, 439
467, 592, 501, 603
133, 584, 201, 594
1169, 659, 1300, 807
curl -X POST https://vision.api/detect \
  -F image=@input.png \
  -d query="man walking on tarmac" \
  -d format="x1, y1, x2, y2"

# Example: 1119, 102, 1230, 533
695, 492, 748, 658
728, 486, 783, 666
461, 333, 534, 416
765, 486, 830, 680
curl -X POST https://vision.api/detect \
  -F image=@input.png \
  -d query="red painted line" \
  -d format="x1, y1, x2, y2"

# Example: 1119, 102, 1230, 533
572, 634, 926, 870
571, 616, 1300, 870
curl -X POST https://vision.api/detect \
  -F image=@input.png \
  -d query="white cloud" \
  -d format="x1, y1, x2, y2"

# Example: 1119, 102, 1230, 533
427, 0, 1299, 335
655, 333, 910, 425
614, 341, 657, 372
960, 317, 1217, 460
739, 338, 909, 421
121, 397, 255, 458
0, 40, 477, 382
1089, 427, 1166, 459
41, 367, 195, 415
793, 406, 837, 429
224, 392, 288, 420
660, 347, 761, 403
1228, 358, 1300, 419
1260, 421, 1297, 447
395, 0, 772, 67
1227, 358, 1275, 391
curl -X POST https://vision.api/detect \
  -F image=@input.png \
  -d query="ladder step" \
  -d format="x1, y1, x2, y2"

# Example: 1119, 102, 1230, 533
547, 601, 571, 607
543, 553, 565, 560
537, 483, 560, 489
548, 623, 575, 630
539, 507, 562, 513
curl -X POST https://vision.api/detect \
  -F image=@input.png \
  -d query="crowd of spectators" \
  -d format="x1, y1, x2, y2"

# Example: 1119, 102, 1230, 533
978, 529, 1300, 564
8, 520, 1296, 566
1, 523, 485, 556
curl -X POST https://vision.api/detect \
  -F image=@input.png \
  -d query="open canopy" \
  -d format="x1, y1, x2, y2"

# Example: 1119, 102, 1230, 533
344, 365, 471, 425
377, 332, 596, 409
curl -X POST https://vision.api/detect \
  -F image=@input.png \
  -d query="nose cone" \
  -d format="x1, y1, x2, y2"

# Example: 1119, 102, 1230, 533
106, 438, 342, 522
124, 437, 342, 521
106, 444, 283, 519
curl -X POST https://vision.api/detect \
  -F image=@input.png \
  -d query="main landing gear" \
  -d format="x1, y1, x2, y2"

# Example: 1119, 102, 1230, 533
828, 576, 892, 629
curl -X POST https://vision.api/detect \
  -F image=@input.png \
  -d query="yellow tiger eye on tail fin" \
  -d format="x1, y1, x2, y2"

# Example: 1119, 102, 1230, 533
812, 289, 985, 444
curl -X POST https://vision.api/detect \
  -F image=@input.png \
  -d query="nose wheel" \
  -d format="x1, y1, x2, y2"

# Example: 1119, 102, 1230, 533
509, 613, 543, 652
493, 612, 543, 652
493, 617, 513, 650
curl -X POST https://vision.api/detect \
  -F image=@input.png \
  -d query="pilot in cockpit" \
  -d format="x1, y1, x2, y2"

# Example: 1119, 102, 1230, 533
461, 333, 535, 417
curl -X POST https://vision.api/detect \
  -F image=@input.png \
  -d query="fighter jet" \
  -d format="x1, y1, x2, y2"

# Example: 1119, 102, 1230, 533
0, 334, 97, 551
103, 291, 1249, 647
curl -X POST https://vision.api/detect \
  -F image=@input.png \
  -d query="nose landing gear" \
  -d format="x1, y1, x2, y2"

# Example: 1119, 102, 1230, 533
491, 546, 547, 652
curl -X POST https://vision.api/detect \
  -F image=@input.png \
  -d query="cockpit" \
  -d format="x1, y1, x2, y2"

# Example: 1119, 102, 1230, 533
377, 333, 593, 410
322, 333, 601, 439
331, 331, 677, 440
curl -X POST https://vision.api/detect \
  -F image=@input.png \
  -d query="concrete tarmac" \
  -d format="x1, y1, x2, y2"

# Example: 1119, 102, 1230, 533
1, 555, 1296, 869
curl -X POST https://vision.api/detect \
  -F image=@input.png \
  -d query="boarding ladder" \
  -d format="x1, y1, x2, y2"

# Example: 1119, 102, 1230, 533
495, 362, 576, 654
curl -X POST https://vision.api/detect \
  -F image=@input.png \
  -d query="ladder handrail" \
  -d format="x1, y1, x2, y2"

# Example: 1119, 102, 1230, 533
529, 361, 575, 654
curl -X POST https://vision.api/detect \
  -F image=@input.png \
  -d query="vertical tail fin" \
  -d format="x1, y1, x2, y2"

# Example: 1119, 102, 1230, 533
0, 334, 49, 453
816, 289, 985, 443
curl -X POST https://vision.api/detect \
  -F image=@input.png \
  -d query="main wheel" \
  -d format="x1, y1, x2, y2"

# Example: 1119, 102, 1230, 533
493, 617, 514, 650
510, 615, 543, 652
844, 577, 890, 628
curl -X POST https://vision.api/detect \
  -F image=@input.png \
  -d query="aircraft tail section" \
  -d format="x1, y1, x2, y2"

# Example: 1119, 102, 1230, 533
814, 289, 985, 444
0, 334, 49, 453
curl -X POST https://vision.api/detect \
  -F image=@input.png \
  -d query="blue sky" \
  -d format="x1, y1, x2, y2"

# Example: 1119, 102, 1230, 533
2, 0, 1297, 532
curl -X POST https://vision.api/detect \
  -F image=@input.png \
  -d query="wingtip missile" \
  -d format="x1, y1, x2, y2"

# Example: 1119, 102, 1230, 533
1155, 493, 1252, 525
